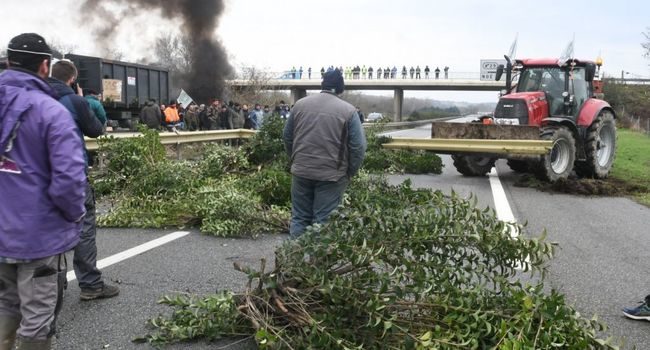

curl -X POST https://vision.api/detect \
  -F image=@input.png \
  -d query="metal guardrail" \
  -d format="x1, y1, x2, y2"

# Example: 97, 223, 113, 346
84, 129, 256, 151
86, 123, 552, 156
382, 138, 553, 155
85, 120, 444, 150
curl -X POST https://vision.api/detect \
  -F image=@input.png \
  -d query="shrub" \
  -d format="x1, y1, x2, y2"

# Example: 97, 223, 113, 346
243, 114, 288, 166
200, 144, 250, 178
236, 164, 292, 207
141, 176, 618, 349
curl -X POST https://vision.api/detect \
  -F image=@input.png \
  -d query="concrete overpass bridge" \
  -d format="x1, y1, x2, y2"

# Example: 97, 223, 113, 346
228, 78, 506, 120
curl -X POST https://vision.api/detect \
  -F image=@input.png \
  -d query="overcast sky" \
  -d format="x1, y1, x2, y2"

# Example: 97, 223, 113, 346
2, 0, 649, 103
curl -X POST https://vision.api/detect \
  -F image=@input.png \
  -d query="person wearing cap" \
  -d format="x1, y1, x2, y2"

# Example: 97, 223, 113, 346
83, 89, 107, 127
0, 33, 87, 350
282, 69, 367, 238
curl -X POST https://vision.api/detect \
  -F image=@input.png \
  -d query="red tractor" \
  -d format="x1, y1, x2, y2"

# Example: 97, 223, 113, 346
434, 56, 616, 182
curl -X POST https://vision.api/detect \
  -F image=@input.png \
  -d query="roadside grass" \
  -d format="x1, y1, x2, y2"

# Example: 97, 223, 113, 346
610, 129, 650, 206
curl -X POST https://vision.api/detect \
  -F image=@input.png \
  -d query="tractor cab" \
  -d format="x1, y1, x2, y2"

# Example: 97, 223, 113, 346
494, 58, 599, 127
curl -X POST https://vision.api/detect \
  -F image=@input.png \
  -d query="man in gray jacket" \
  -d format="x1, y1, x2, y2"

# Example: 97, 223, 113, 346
283, 69, 366, 238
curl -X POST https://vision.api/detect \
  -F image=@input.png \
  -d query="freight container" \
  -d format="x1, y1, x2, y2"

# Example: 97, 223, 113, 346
65, 54, 170, 129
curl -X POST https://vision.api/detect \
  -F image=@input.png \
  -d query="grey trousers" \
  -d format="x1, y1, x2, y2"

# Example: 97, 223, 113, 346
0, 255, 66, 340
289, 175, 349, 238
73, 182, 103, 290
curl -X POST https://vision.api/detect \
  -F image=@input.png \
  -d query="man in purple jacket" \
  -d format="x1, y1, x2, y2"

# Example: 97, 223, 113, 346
0, 33, 86, 350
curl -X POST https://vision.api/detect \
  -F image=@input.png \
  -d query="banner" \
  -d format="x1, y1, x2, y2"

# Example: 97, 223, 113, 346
177, 89, 194, 109
102, 79, 123, 103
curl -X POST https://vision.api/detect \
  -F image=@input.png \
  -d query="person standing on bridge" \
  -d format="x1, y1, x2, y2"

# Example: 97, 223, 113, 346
424, 65, 430, 79
282, 69, 366, 238
367, 66, 373, 79
435, 66, 441, 79
0, 33, 87, 350
361, 65, 367, 79
384, 66, 390, 79
402, 66, 407, 79
444, 66, 449, 79
377, 67, 382, 80
409, 66, 415, 79
308, 67, 312, 79
391, 66, 397, 79
416, 66, 421, 79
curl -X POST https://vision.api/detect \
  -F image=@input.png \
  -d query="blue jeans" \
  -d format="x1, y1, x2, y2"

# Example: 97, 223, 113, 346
289, 175, 349, 238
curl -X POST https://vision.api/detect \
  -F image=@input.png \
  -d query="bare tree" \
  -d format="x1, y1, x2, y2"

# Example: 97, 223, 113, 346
47, 37, 78, 58
152, 32, 193, 98
224, 66, 288, 106
637, 28, 650, 75
154, 32, 192, 74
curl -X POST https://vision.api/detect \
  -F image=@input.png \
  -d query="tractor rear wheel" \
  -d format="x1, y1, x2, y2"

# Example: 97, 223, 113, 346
507, 159, 529, 173
575, 110, 617, 179
452, 155, 496, 176
535, 127, 576, 182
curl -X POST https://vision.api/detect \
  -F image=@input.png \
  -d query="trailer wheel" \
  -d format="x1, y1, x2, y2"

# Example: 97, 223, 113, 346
452, 155, 496, 176
506, 160, 529, 173
575, 110, 616, 179
535, 127, 576, 182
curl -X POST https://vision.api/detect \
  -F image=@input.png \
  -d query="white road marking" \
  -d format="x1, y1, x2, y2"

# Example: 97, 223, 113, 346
488, 167, 529, 269
67, 231, 191, 282
488, 167, 516, 226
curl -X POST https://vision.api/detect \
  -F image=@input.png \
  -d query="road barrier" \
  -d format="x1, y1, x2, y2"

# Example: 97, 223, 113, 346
85, 120, 445, 151
382, 138, 553, 155
84, 129, 257, 151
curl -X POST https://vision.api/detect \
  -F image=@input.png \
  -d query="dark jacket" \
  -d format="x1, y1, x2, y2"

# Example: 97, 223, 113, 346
283, 91, 367, 181
49, 78, 103, 170
140, 101, 162, 129
0, 69, 86, 259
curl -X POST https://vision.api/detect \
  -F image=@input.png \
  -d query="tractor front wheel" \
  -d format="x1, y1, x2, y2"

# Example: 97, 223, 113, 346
535, 127, 576, 182
575, 110, 617, 179
452, 155, 496, 177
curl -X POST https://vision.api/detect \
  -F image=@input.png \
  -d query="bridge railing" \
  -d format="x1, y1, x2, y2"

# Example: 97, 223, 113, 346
234, 71, 484, 81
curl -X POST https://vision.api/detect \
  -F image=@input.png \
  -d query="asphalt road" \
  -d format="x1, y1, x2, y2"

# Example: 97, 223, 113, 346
55, 124, 650, 349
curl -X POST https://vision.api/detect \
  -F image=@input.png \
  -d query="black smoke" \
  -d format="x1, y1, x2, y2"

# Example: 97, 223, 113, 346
80, 0, 233, 103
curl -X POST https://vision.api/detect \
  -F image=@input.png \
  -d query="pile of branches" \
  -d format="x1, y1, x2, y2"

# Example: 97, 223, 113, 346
141, 175, 618, 349
91, 117, 443, 237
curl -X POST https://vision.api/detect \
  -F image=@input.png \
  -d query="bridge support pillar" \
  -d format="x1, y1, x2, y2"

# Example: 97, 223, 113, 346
290, 88, 307, 104
393, 88, 403, 121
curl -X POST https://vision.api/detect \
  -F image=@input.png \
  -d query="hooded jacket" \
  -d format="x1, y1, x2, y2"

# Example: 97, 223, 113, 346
0, 69, 86, 259
49, 78, 104, 170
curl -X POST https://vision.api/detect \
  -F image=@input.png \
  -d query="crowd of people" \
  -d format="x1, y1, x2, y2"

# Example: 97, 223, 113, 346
140, 99, 294, 132
285, 65, 451, 80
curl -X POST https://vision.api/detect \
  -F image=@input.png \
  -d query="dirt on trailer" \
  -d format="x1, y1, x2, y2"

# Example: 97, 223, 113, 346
513, 175, 649, 197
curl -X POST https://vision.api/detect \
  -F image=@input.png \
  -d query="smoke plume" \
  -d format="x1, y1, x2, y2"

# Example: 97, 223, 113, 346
80, 0, 233, 103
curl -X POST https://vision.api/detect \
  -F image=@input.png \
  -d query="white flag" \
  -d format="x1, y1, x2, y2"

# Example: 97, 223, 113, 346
507, 33, 518, 60
559, 35, 575, 64
177, 89, 194, 109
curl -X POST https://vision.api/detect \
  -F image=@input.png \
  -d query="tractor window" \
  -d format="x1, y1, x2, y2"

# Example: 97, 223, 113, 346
518, 68, 566, 115
570, 68, 589, 112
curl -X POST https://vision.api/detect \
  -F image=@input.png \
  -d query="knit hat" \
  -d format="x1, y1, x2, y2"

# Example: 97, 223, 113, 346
7, 33, 52, 69
321, 69, 345, 94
